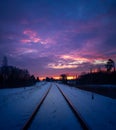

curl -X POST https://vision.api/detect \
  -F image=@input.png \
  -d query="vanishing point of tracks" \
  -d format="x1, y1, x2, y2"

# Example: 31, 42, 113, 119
22, 84, 89, 130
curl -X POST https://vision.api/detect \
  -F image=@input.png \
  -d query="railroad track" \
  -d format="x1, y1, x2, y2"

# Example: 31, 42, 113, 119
56, 84, 89, 130
22, 84, 52, 130
22, 84, 89, 130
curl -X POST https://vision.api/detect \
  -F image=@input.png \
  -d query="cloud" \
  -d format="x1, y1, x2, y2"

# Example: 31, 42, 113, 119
13, 48, 38, 56
21, 29, 44, 44
0, 0, 116, 78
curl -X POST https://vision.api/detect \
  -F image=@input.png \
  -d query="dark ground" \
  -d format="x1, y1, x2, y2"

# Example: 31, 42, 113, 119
77, 85, 116, 99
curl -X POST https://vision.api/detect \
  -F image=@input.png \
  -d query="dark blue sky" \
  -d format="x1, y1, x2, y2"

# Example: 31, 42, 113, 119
0, 0, 116, 78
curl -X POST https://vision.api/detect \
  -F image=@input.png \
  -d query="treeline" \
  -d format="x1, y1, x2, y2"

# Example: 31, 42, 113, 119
76, 71, 116, 85
60, 59, 116, 85
0, 65, 36, 88
76, 59, 116, 85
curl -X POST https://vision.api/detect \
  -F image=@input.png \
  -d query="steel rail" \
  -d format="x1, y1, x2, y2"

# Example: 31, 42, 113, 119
57, 85, 90, 130
22, 84, 52, 130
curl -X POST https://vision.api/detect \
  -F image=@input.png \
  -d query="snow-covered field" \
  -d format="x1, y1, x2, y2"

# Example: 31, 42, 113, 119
0, 82, 116, 130
0, 82, 50, 130
58, 83, 116, 130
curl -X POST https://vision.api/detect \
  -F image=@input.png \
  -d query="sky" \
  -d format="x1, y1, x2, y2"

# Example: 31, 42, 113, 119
0, 0, 116, 79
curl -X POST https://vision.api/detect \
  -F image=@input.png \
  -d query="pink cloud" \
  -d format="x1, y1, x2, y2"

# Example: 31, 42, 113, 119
21, 39, 31, 43
21, 29, 57, 48
23, 29, 36, 38
21, 29, 44, 44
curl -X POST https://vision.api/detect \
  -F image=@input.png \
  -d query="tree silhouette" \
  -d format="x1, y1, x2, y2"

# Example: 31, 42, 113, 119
0, 66, 36, 88
105, 59, 115, 72
60, 74, 67, 84
37, 77, 40, 82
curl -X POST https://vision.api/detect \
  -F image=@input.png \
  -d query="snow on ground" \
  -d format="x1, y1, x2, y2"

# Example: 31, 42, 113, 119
29, 85, 82, 130
0, 82, 50, 130
0, 82, 116, 130
58, 83, 116, 130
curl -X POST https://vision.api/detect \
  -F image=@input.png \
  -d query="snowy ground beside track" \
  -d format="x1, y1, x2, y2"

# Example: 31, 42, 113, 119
0, 82, 116, 130
0, 82, 50, 130
58, 83, 116, 130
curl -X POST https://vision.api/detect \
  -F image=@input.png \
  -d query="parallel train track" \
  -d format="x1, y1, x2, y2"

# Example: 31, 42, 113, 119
22, 84, 89, 130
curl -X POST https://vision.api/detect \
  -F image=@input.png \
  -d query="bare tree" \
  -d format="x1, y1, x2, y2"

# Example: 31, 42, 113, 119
105, 59, 115, 72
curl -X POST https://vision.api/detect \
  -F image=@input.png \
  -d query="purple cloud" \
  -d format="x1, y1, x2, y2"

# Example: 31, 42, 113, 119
0, 0, 116, 78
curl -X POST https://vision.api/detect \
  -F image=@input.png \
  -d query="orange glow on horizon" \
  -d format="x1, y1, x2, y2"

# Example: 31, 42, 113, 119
39, 77, 45, 80
39, 75, 77, 80
39, 76, 60, 80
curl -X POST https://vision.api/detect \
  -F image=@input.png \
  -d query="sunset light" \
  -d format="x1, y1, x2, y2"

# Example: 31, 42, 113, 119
0, 1, 116, 129
48, 64, 77, 69
0, 0, 115, 78
60, 55, 90, 63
